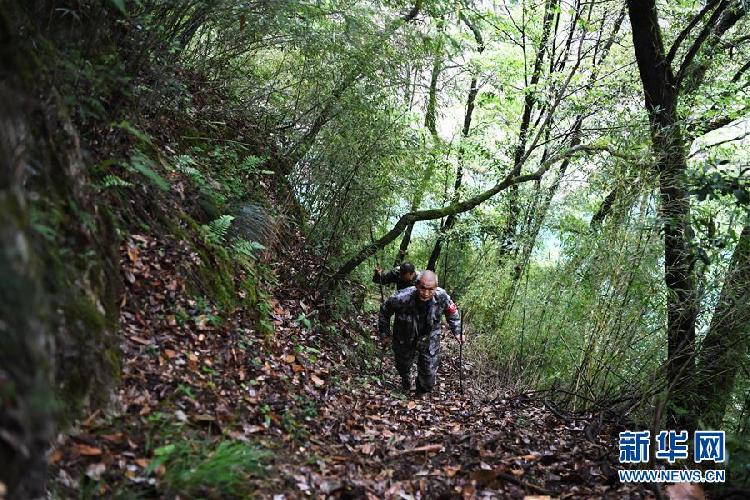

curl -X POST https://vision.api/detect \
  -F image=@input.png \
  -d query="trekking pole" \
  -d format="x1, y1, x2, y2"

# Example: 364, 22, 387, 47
370, 227, 386, 385
459, 309, 464, 395
378, 272, 385, 384
459, 306, 468, 395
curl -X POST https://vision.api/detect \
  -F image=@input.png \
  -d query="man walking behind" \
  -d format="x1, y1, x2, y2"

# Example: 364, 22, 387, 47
372, 262, 418, 290
378, 271, 462, 394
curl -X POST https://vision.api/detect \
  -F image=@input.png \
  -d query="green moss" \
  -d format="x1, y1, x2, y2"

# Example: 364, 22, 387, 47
57, 294, 119, 421
197, 189, 223, 220
102, 346, 121, 380
41, 213, 121, 425
194, 245, 238, 311
63, 295, 107, 331
171, 211, 240, 311
240, 276, 259, 308
165, 212, 192, 241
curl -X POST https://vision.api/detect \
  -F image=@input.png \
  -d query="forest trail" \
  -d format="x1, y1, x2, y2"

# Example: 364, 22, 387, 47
4, 2, 746, 498
49, 227, 651, 499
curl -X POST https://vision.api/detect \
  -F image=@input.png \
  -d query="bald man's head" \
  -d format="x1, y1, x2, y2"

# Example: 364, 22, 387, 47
416, 270, 438, 301
418, 270, 438, 286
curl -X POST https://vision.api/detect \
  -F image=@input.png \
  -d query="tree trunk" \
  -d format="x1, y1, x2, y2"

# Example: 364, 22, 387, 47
627, 0, 699, 429
424, 52, 441, 139
394, 221, 415, 266
0, 9, 54, 496
426, 14, 484, 271
499, 0, 557, 259
692, 219, 750, 429
425, 85, 472, 270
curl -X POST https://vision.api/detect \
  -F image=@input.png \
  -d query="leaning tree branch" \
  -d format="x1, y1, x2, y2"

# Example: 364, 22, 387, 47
321, 144, 638, 292
733, 58, 750, 82
688, 129, 750, 158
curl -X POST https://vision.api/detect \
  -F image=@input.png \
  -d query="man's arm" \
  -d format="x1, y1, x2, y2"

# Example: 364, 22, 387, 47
374, 267, 400, 286
378, 294, 398, 339
438, 290, 461, 338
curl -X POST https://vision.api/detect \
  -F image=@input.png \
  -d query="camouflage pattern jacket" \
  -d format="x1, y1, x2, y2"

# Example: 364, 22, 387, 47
378, 286, 461, 340
372, 266, 417, 290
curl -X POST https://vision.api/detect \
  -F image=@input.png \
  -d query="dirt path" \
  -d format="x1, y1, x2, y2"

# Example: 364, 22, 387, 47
48, 230, 653, 499
260, 325, 650, 499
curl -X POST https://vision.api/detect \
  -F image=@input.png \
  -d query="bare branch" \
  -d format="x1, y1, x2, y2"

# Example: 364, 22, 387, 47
675, 0, 731, 88
676, 0, 747, 90
666, 0, 722, 65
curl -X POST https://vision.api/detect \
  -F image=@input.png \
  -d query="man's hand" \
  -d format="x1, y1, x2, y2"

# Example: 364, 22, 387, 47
457, 333, 464, 344
373, 267, 382, 277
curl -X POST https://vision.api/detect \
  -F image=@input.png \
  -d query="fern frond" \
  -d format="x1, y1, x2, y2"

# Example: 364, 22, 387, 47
209, 215, 235, 238
202, 215, 236, 245
232, 238, 266, 258
127, 151, 169, 191
102, 174, 133, 187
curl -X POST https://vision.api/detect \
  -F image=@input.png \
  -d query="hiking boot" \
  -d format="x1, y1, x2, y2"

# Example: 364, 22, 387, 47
400, 378, 411, 392
415, 379, 432, 396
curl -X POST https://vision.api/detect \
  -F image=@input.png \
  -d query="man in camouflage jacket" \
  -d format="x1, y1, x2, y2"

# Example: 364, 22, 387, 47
373, 261, 418, 291
378, 270, 462, 393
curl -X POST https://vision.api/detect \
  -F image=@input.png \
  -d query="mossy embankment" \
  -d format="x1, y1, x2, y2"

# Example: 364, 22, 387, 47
1, 2, 290, 496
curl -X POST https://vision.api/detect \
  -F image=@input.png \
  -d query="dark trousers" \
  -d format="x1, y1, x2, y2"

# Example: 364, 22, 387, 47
392, 330, 441, 391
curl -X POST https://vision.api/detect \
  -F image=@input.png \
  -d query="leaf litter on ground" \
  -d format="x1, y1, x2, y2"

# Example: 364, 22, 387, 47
48, 225, 659, 499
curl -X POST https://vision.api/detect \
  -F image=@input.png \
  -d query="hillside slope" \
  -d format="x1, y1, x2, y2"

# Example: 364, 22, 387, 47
49, 223, 649, 498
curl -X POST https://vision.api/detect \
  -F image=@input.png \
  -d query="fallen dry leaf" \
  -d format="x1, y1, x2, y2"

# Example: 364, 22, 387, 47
443, 465, 461, 477
506, 453, 541, 462
74, 444, 102, 456
127, 244, 139, 263
398, 443, 443, 455
101, 433, 124, 443
47, 449, 64, 465
666, 483, 706, 500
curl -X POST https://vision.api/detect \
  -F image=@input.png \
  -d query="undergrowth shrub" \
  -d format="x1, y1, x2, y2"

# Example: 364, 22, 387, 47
148, 439, 269, 497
